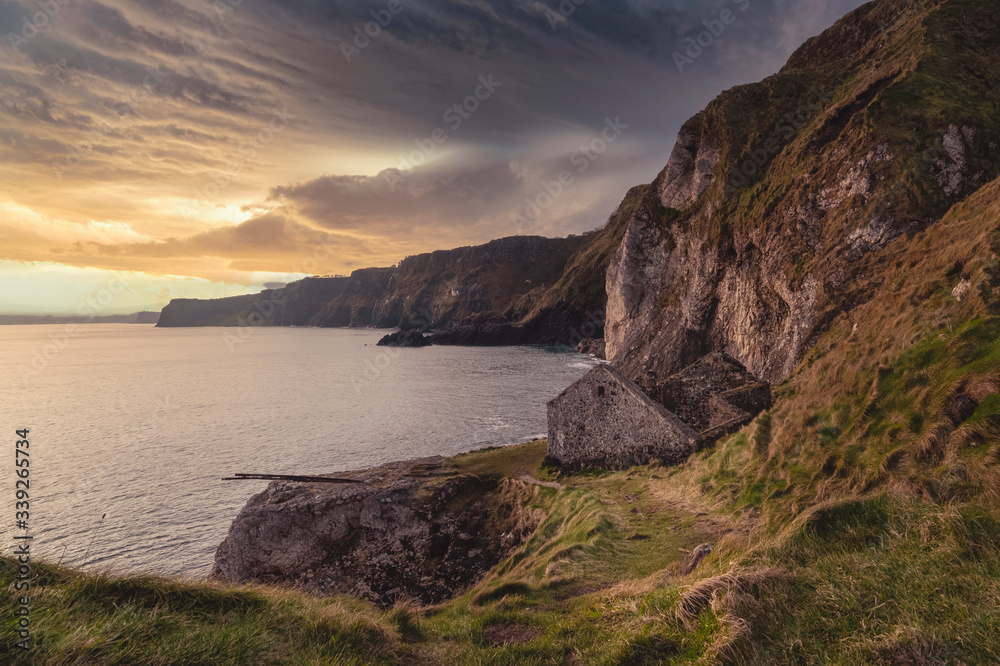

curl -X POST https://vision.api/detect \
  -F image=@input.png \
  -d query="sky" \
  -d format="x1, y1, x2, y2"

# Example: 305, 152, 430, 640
0, 0, 868, 314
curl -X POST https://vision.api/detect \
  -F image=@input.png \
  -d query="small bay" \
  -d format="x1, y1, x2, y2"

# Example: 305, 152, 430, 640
0, 324, 597, 577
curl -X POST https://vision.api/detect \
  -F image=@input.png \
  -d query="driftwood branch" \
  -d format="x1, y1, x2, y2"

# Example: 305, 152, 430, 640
222, 473, 363, 484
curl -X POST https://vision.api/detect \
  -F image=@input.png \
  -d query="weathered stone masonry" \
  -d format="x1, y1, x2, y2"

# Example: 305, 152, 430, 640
546, 364, 700, 471
547, 353, 771, 471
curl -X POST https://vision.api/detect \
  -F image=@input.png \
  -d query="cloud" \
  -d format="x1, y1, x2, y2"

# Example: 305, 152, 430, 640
0, 0, 869, 310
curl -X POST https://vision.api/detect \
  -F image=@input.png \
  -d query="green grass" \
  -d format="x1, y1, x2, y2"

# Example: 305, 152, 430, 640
0, 560, 409, 665
0, 438, 734, 665
6, 415, 1000, 665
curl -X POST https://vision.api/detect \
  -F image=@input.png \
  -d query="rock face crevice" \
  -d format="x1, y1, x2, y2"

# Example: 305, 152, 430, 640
606, 209, 820, 383
212, 457, 541, 606
657, 127, 719, 210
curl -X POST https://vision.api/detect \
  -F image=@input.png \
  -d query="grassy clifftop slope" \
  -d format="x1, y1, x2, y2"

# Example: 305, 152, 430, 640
13, 179, 1000, 666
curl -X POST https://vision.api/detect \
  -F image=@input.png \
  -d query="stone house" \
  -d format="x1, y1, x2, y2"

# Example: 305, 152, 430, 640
546, 353, 770, 471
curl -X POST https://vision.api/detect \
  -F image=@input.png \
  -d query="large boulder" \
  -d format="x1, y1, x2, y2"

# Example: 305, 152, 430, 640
212, 457, 541, 606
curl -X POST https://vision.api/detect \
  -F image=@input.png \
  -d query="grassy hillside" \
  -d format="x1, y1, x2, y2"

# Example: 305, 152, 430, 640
10, 175, 1000, 664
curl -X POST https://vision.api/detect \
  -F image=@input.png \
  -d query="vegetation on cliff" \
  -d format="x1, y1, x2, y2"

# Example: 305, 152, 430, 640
11, 109, 1000, 666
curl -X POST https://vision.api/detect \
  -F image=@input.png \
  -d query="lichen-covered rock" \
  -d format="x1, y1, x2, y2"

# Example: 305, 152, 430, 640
681, 544, 713, 575
658, 127, 719, 209
212, 457, 541, 606
605, 204, 820, 383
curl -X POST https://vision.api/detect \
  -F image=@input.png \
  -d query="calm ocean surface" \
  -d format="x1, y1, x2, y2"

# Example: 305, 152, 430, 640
0, 324, 597, 577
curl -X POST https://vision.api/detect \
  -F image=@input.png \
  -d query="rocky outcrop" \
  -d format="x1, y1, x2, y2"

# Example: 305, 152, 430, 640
657, 127, 719, 209
212, 457, 541, 606
377, 330, 431, 347
681, 544, 713, 575
576, 338, 606, 359
605, 0, 1000, 384
605, 202, 820, 383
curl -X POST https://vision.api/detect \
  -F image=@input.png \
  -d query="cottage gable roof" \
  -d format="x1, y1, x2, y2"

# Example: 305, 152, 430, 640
655, 352, 770, 433
551, 364, 700, 441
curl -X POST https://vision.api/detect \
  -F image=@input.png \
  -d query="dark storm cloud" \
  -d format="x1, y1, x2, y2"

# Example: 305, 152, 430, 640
86, 213, 330, 257
0, 0, 869, 285
269, 160, 524, 231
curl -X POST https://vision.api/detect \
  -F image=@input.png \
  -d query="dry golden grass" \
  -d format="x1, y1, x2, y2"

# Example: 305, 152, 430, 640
674, 567, 788, 628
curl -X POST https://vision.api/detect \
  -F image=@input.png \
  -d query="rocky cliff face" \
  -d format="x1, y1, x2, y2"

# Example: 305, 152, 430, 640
158, 292, 276, 327
606, 0, 1000, 384
431, 190, 634, 346
212, 457, 541, 606
276, 277, 351, 326
157, 278, 349, 328
376, 234, 591, 336
157, 233, 616, 345
310, 268, 396, 328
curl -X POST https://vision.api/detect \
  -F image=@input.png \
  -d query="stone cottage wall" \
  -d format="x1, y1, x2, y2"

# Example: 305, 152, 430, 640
719, 383, 772, 416
546, 366, 700, 471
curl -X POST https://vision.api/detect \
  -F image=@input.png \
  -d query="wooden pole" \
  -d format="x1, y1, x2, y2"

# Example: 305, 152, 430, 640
221, 473, 363, 484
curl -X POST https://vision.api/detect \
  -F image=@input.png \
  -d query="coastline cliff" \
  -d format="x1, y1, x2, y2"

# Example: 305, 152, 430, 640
603, 0, 1000, 384
157, 233, 618, 346
212, 456, 541, 606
